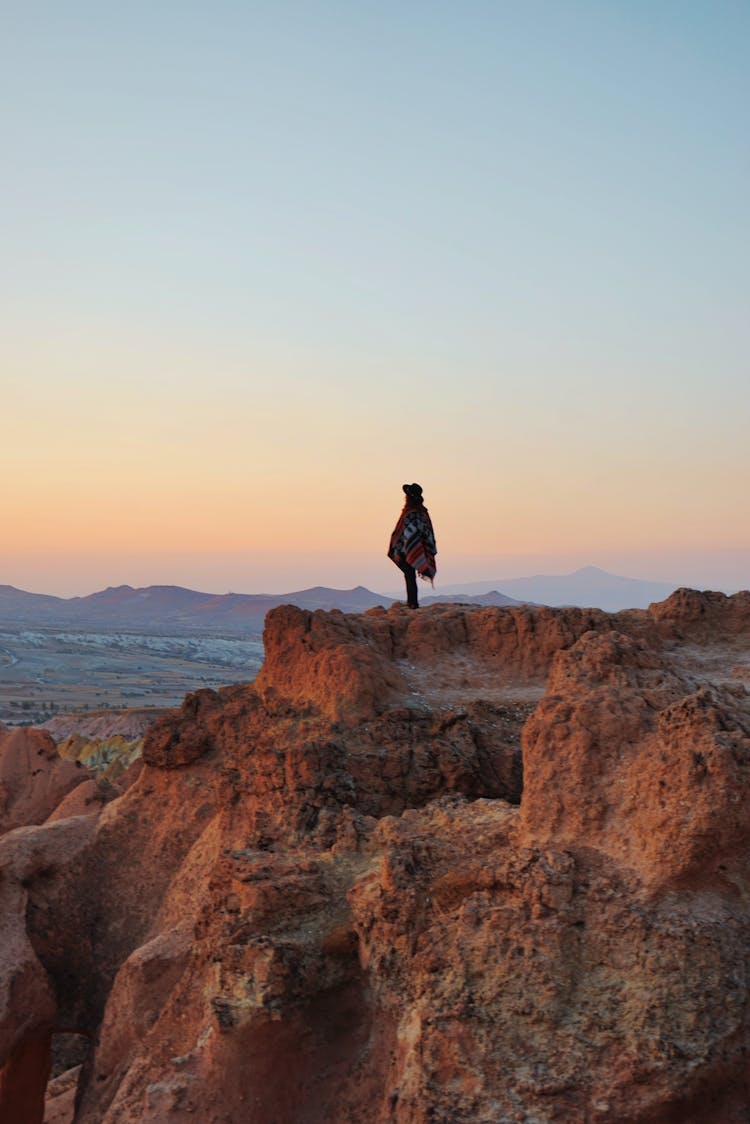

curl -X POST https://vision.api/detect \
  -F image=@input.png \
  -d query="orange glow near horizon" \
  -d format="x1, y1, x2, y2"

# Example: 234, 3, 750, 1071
5, 322, 750, 573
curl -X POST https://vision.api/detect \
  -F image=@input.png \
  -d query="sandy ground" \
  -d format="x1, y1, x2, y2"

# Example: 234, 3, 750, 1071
668, 640, 750, 682
399, 636, 750, 728
397, 653, 547, 710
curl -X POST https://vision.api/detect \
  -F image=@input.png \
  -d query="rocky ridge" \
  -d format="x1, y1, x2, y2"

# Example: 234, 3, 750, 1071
42, 710, 162, 743
1, 591, 750, 1122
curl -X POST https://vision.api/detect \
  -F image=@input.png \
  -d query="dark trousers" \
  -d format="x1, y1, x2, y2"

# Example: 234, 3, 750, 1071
398, 562, 419, 608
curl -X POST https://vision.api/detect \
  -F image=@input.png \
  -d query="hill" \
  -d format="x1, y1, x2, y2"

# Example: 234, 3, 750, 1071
0, 583, 393, 634
421, 589, 527, 608
438, 565, 678, 611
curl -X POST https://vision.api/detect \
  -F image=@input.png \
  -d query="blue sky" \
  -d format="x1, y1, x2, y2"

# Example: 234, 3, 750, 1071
3, 2, 749, 593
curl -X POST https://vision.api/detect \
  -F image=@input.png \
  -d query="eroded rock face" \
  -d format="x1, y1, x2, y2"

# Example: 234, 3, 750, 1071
0, 595, 749, 1123
142, 689, 222, 768
0, 816, 97, 1124
0, 727, 88, 834
650, 587, 750, 640
56, 732, 144, 785
521, 628, 750, 886
254, 601, 656, 721
43, 710, 161, 742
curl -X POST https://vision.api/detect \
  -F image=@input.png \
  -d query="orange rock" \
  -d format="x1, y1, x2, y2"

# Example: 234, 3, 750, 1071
650, 587, 750, 640
0, 596, 749, 1123
142, 689, 221, 767
0, 727, 87, 833
45, 778, 118, 823
520, 629, 750, 887
0, 815, 97, 1124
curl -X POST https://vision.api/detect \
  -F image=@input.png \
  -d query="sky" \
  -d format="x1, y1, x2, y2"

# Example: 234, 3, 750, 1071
3, 1, 749, 596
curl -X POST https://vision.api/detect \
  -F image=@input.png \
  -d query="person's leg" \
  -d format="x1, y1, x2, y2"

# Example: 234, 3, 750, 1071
404, 564, 419, 609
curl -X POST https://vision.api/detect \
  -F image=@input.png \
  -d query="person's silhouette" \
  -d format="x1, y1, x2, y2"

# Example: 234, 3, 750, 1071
387, 483, 437, 609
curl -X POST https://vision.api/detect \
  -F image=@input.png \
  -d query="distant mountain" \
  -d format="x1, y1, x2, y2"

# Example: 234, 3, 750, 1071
79, 584, 210, 609
283, 586, 393, 612
421, 590, 526, 608
0, 567, 683, 633
0, 583, 394, 635
0, 584, 71, 624
0, 585, 65, 609
438, 566, 677, 612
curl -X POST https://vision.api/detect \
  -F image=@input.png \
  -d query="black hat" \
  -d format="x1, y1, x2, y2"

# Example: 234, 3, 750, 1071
403, 482, 423, 500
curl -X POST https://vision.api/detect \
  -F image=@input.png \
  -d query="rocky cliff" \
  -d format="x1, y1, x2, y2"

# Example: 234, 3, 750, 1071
2, 591, 750, 1123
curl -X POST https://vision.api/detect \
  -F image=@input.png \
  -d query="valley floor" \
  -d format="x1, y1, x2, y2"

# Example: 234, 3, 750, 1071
0, 628, 264, 724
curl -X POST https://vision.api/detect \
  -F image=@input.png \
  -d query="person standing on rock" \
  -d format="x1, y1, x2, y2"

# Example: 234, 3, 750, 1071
388, 482, 437, 609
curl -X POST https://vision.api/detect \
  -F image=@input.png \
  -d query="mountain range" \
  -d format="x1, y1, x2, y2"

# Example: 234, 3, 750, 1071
434, 565, 680, 613
0, 583, 391, 635
0, 566, 695, 634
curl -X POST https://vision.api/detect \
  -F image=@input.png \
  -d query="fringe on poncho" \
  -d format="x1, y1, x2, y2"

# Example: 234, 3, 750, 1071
388, 505, 437, 583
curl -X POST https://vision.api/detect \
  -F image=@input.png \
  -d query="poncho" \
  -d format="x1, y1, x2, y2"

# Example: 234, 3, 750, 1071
388, 506, 437, 583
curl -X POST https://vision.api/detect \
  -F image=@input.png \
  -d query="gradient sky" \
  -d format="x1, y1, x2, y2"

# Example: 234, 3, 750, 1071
3, 2, 749, 595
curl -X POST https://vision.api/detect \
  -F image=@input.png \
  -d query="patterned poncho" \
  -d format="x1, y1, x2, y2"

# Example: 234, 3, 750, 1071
388, 505, 437, 583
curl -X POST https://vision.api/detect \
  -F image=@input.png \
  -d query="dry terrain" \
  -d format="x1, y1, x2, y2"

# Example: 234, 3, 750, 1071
0, 630, 264, 726
1, 589, 750, 1123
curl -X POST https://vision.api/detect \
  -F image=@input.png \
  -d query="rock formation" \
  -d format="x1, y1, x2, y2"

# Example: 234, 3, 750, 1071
1, 592, 750, 1122
43, 710, 162, 743
0, 726, 89, 834
43, 708, 161, 786
55, 733, 144, 785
